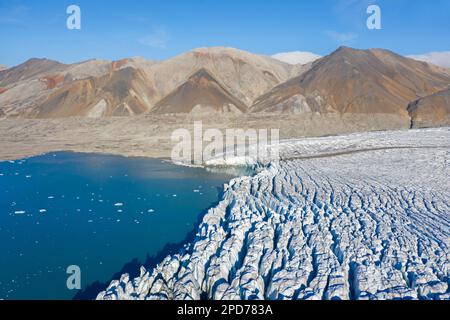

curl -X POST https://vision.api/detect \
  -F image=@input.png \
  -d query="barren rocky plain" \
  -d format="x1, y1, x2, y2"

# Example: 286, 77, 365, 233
0, 113, 410, 161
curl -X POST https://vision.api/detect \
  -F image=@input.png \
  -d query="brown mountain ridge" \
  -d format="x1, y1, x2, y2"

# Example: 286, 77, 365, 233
0, 47, 449, 129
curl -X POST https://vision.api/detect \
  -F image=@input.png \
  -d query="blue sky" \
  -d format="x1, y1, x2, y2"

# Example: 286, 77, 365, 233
0, 0, 449, 66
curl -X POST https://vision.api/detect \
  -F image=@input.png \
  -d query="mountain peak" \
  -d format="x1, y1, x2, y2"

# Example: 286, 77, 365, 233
152, 66, 247, 114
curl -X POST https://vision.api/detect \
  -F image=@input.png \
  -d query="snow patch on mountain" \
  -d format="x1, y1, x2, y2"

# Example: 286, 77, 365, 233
272, 51, 322, 65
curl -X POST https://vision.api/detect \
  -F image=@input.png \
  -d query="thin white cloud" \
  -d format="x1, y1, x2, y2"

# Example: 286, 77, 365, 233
138, 28, 169, 49
272, 52, 322, 65
325, 30, 358, 44
408, 52, 450, 68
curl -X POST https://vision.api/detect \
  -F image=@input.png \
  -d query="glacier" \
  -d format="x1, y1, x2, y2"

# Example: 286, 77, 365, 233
97, 128, 450, 300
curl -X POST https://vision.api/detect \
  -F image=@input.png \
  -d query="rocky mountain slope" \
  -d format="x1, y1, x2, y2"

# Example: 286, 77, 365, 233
0, 47, 295, 117
152, 69, 247, 114
32, 67, 155, 118
408, 88, 450, 128
251, 47, 450, 125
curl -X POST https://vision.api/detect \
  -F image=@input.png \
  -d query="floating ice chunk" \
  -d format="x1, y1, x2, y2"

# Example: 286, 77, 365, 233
39, 209, 47, 213
25, 175, 32, 178
117, 209, 123, 213
114, 203, 124, 207
14, 211, 25, 215
48, 196, 54, 199
193, 190, 200, 193
148, 209, 155, 213
87, 220, 93, 223
172, 194, 177, 197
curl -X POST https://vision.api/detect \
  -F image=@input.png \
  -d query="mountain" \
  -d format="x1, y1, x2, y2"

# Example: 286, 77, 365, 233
408, 88, 450, 128
152, 69, 247, 114
251, 47, 450, 124
1, 46, 450, 130
0, 47, 296, 117
0, 58, 66, 87
272, 51, 322, 65
0, 65, 7, 71
32, 67, 154, 118
137, 47, 294, 106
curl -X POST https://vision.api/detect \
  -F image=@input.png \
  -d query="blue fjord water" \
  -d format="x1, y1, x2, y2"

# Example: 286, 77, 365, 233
0, 152, 238, 300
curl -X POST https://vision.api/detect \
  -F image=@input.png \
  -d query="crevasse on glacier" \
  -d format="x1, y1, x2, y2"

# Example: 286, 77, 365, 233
97, 128, 450, 300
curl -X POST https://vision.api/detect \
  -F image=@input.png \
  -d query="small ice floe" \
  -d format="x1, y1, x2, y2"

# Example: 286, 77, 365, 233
134, 220, 140, 224
14, 211, 26, 215
148, 209, 155, 213
48, 196, 54, 199
39, 209, 47, 213
25, 175, 32, 179
193, 189, 200, 193
114, 203, 124, 207
117, 209, 123, 213
116, 219, 121, 223
8, 161, 14, 164
87, 220, 93, 223
172, 194, 177, 197
0, 173, 4, 176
